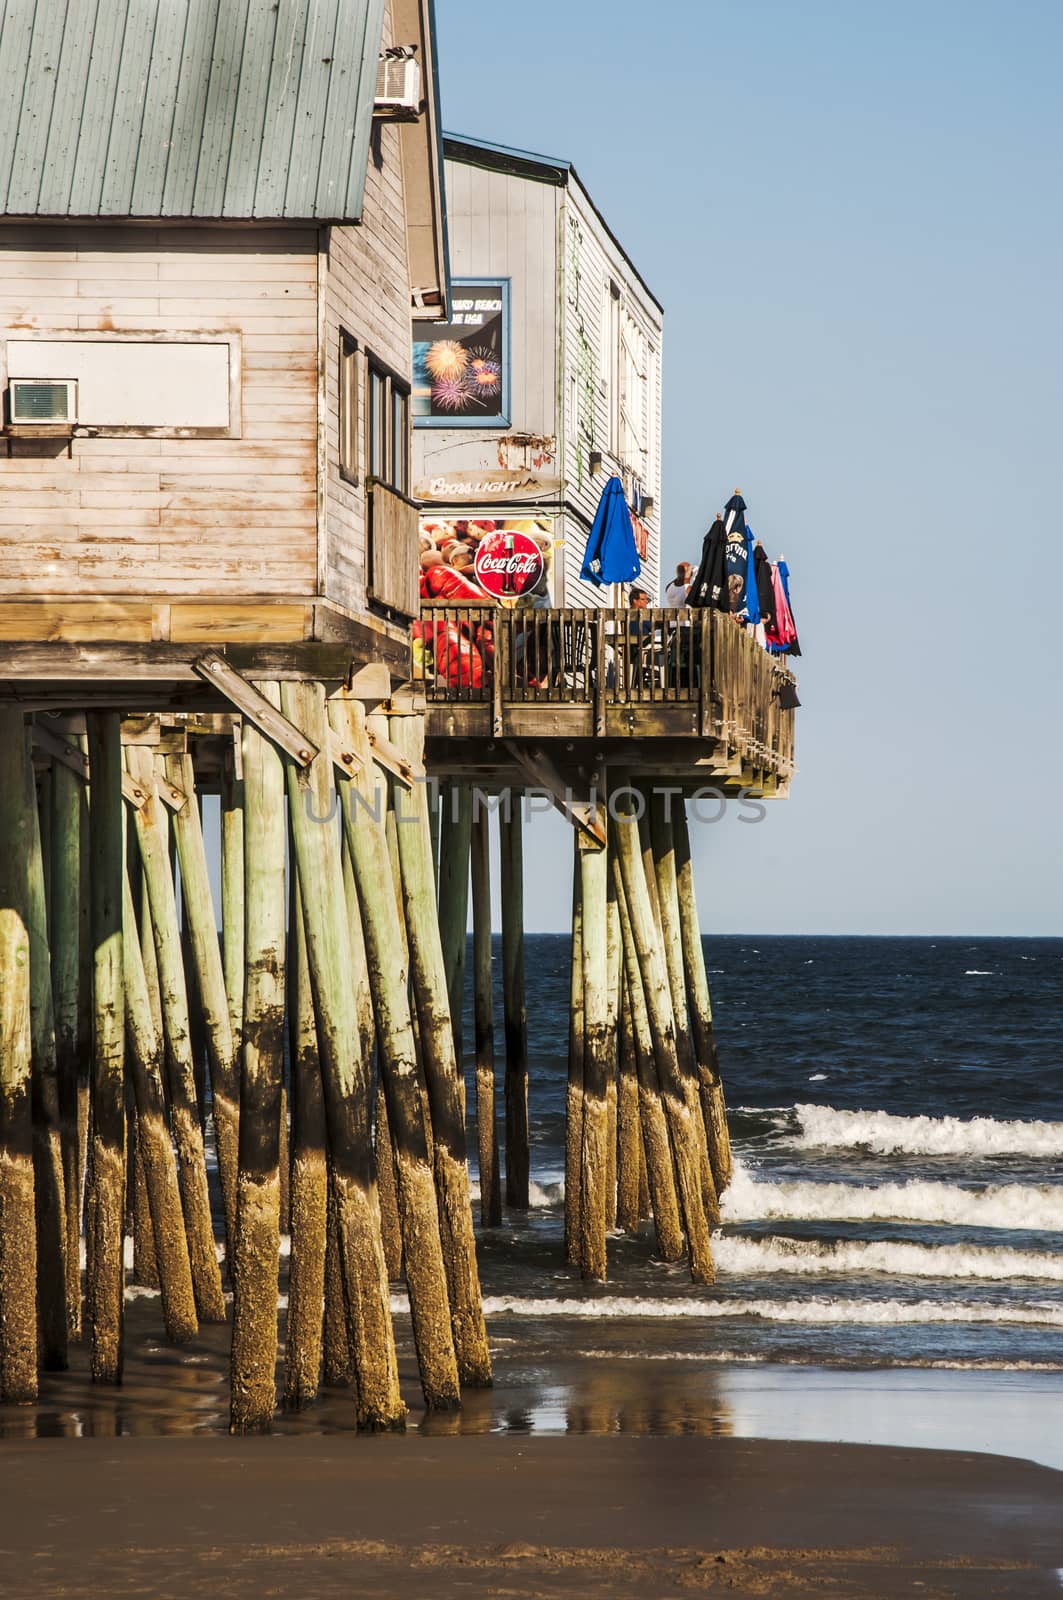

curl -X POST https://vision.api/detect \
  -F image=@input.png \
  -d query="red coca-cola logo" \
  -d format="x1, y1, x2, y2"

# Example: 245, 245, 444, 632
473, 530, 544, 600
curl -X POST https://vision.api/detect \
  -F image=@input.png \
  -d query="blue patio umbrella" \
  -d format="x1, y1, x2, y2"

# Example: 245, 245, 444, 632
580, 475, 641, 588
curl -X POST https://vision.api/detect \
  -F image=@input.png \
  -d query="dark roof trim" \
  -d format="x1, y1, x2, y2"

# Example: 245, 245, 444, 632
442, 131, 662, 315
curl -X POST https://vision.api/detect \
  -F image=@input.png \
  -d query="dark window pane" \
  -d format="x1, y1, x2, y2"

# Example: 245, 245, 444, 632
391, 387, 408, 492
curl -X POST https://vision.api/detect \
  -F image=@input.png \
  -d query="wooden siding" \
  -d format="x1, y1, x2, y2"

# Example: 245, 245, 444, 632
411, 158, 560, 489
560, 177, 663, 609
0, 224, 320, 601
320, 100, 414, 617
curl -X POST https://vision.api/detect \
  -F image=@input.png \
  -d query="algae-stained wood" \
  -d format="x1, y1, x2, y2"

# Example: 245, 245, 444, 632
0, 0, 386, 222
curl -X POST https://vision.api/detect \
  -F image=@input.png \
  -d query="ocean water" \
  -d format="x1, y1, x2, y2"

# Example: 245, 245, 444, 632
458, 935, 1063, 1376
7, 934, 1062, 1459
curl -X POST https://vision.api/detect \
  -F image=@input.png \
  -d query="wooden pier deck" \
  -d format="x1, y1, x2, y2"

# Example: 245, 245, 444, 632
416, 604, 797, 797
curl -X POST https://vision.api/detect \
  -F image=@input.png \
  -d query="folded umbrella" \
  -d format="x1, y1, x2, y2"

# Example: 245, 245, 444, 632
687, 514, 729, 610
580, 476, 642, 588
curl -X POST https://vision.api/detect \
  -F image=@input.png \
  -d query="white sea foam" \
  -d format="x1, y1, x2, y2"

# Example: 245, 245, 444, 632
444, 1294, 1063, 1328
721, 1159, 1063, 1232
713, 1233, 1063, 1282
791, 1103, 1063, 1159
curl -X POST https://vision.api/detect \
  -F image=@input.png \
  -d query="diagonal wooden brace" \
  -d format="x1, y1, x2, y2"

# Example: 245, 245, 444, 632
504, 741, 606, 847
192, 650, 318, 768
31, 720, 182, 812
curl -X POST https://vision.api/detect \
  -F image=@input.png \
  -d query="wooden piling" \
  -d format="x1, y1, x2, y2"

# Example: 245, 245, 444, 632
322, 1189, 352, 1387
0, 709, 39, 1401
649, 793, 720, 1226
126, 745, 224, 1324
613, 793, 714, 1284
437, 782, 471, 1065
391, 712, 491, 1388
470, 805, 501, 1228
51, 756, 84, 1336
25, 743, 69, 1370
220, 742, 245, 1054
612, 853, 684, 1263
284, 875, 327, 1409
166, 751, 240, 1260
330, 695, 458, 1415
564, 842, 584, 1267
121, 868, 197, 1343
577, 833, 610, 1281
615, 975, 642, 1234
500, 801, 529, 1209
605, 870, 621, 1233
229, 687, 286, 1433
84, 712, 126, 1384
341, 834, 401, 1280
130, 1135, 159, 1290
285, 685, 405, 1428
672, 802, 733, 1191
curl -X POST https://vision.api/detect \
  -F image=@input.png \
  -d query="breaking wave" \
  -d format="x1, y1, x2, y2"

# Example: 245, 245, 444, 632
791, 1104, 1063, 1159
457, 1295, 1063, 1328
721, 1159, 1063, 1232
713, 1233, 1063, 1282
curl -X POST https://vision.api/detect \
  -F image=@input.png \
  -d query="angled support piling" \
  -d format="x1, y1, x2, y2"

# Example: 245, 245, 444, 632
51, 757, 84, 1337
0, 709, 39, 1401
673, 802, 733, 1191
613, 854, 683, 1263
576, 830, 610, 1281
285, 684, 405, 1429
121, 869, 197, 1344
284, 875, 328, 1410
390, 712, 491, 1388
166, 751, 241, 1260
85, 712, 127, 1384
613, 794, 714, 1284
230, 685, 287, 1433
329, 694, 458, 1415
125, 744, 224, 1324
26, 744, 68, 1371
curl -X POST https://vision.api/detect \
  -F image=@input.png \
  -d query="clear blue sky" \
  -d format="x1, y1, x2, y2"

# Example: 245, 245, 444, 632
435, 0, 1063, 935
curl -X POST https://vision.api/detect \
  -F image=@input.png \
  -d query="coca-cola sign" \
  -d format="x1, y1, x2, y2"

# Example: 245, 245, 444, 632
473, 530, 545, 600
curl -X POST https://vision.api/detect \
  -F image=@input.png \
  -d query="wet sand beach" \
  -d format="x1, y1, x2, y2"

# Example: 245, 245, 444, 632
0, 1432, 1060, 1599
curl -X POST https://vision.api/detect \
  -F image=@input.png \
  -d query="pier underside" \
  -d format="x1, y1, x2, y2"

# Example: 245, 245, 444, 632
0, 602, 796, 1430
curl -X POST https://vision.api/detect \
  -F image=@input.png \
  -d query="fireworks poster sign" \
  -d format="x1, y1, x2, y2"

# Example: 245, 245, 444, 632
413, 279, 509, 426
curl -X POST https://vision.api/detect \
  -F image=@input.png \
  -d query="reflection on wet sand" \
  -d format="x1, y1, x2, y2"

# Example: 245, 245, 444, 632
0, 1292, 737, 1441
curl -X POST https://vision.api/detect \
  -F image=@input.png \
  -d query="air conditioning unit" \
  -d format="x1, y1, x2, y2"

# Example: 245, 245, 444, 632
9, 377, 77, 425
374, 53, 421, 116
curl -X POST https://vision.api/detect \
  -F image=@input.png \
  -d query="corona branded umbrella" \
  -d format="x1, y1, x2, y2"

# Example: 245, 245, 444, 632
580, 475, 641, 588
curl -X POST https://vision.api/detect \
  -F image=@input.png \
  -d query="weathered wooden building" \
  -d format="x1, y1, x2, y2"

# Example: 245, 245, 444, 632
0, 0, 444, 681
412, 135, 664, 606
0, 0, 797, 1439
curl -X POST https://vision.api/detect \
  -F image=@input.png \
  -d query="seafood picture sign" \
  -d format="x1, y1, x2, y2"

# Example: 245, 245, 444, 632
413, 280, 509, 425
420, 515, 554, 607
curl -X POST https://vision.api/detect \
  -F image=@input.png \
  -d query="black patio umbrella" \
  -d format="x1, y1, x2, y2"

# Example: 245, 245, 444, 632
687, 513, 729, 610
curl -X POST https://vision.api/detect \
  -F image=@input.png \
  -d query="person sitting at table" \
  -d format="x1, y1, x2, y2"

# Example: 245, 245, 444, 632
623, 586, 654, 688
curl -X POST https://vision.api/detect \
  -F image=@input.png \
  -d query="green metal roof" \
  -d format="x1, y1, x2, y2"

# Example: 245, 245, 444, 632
0, 0, 386, 221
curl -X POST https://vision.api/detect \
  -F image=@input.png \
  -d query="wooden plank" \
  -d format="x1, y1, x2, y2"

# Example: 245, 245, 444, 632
0, 603, 153, 642
169, 604, 312, 644
191, 651, 318, 767
367, 482, 419, 618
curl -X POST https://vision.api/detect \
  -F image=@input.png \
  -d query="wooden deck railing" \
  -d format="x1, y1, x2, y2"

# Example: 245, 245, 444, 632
415, 604, 797, 777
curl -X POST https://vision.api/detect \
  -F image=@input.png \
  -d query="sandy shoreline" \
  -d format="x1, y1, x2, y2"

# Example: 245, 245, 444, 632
0, 1433, 1060, 1598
